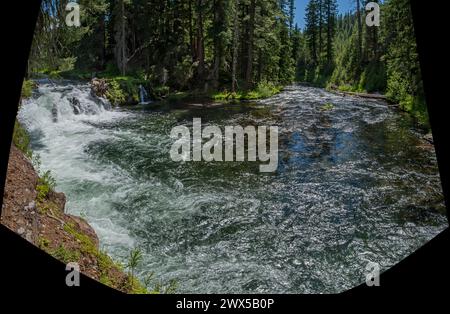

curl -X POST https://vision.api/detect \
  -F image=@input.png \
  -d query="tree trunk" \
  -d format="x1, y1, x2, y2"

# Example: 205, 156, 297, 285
326, 1, 332, 64
212, 0, 224, 89
231, 0, 240, 93
195, 0, 205, 83
189, 0, 195, 61
245, 0, 256, 90
318, 0, 323, 57
356, 0, 363, 61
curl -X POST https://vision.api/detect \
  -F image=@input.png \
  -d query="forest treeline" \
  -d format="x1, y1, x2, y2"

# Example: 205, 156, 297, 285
28, 0, 427, 125
300, 0, 427, 126
30, 0, 298, 95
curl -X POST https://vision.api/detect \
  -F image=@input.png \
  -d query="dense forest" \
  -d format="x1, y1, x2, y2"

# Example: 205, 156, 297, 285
9, 0, 443, 294
300, 0, 427, 126
26, 0, 427, 126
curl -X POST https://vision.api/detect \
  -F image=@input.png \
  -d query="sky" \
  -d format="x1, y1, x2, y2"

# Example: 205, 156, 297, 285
295, 0, 355, 30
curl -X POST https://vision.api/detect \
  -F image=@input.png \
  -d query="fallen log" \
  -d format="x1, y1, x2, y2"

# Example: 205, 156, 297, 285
328, 87, 389, 101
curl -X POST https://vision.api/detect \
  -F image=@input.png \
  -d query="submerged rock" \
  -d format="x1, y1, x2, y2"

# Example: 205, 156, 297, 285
51, 103, 58, 122
69, 97, 82, 115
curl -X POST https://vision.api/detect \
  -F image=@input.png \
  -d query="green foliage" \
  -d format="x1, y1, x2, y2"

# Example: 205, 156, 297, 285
152, 279, 178, 294
253, 81, 282, 99
36, 170, 56, 202
38, 236, 50, 249
320, 103, 334, 111
58, 57, 77, 72
302, 0, 429, 128
12, 120, 32, 158
105, 79, 126, 105
126, 248, 143, 272
63, 222, 149, 294
51, 244, 81, 264
21, 80, 35, 99
126, 247, 143, 288
28, 0, 297, 93
358, 62, 386, 92
152, 86, 171, 99
212, 81, 281, 101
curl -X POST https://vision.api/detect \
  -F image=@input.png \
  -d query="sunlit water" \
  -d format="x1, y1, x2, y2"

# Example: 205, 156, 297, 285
18, 82, 447, 293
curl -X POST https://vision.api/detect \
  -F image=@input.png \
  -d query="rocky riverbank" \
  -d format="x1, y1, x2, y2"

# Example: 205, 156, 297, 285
1, 144, 147, 293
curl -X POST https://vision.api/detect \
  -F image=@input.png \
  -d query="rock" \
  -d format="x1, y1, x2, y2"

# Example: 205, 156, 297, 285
69, 97, 82, 115
69, 215, 100, 248
24, 201, 36, 211
48, 190, 66, 212
25, 231, 33, 243
52, 103, 58, 122
17, 227, 25, 235
423, 133, 434, 145
90, 78, 108, 98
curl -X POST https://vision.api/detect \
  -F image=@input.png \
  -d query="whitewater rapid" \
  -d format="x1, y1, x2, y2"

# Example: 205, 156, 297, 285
19, 82, 136, 256
18, 81, 447, 293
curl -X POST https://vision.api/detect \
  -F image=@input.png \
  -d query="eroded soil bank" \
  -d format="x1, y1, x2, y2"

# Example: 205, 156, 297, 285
1, 144, 146, 293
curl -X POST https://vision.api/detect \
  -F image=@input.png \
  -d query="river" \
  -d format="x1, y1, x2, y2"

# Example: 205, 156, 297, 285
18, 82, 447, 293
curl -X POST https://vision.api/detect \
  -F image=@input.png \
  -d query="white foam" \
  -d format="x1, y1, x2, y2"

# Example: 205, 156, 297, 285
18, 82, 135, 251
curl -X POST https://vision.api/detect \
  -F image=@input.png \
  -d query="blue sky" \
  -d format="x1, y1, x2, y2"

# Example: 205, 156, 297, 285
295, 0, 355, 30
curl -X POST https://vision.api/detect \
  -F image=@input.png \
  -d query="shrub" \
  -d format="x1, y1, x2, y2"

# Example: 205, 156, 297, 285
21, 80, 35, 99
36, 170, 56, 202
12, 120, 32, 158
105, 80, 126, 105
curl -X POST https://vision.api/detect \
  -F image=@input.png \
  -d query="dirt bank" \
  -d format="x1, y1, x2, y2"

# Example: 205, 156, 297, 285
1, 145, 147, 293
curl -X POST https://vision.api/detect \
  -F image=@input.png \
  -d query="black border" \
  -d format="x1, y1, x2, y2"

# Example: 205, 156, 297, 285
0, 0, 449, 305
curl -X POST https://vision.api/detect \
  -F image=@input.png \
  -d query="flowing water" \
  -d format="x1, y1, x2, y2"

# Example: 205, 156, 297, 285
18, 81, 447, 293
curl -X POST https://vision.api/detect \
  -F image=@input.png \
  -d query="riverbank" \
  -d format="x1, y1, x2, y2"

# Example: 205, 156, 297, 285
30, 70, 283, 107
1, 126, 150, 294
295, 80, 430, 130
11, 81, 447, 293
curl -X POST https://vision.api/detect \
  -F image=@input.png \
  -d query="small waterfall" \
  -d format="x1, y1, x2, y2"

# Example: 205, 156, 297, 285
138, 84, 150, 104
18, 81, 134, 255
19, 82, 112, 127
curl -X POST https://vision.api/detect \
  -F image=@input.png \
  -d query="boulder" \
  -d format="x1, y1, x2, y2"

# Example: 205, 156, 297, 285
90, 78, 108, 98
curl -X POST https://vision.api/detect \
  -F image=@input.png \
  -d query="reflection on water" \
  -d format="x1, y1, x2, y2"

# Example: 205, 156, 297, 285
19, 83, 447, 293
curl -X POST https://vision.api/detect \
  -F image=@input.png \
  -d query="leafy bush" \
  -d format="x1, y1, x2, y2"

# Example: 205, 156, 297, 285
58, 57, 77, 72
12, 120, 32, 158
105, 80, 126, 105
51, 244, 80, 264
152, 86, 170, 99
21, 80, 35, 99
212, 81, 280, 101
355, 62, 387, 93
36, 170, 56, 202
254, 81, 281, 99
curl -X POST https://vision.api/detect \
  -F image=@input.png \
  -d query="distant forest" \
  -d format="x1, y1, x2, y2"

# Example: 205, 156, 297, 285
27, 0, 427, 125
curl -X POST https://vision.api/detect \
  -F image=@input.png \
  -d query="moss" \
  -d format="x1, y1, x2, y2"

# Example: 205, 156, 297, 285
212, 82, 281, 102
21, 80, 35, 99
38, 236, 50, 249
50, 244, 81, 264
63, 222, 150, 294
36, 170, 56, 203
12, 120, 32, 158
99, 273, 113, 287
105, 79, 127, 105
166, 92, 190, 103
320, 103, 335, 111
152, 86, 171, 99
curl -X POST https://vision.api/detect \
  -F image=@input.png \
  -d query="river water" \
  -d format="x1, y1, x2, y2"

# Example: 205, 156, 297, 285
18, 82, 447, 293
